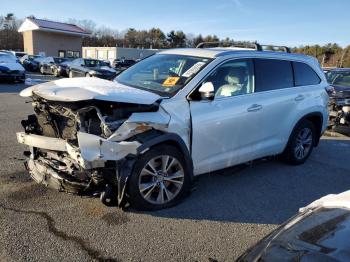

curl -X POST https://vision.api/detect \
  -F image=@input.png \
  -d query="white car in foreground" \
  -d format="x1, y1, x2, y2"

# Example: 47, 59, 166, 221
17, 44, 329, 210
0, 52, 26, 83
238, 190, 350, 261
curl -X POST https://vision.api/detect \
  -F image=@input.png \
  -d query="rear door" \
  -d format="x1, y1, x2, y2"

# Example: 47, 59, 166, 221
250, 58, 298, 157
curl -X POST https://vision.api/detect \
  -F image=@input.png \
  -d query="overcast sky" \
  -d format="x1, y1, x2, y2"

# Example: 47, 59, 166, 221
2, 0, 350, 46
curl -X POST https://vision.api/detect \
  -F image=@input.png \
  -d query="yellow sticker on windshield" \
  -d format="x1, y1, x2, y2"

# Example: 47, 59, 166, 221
162, 77, 180, 87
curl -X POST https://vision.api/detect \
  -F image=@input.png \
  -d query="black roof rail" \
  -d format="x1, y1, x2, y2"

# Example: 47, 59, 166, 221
196, 41, 291, 53
196, 41, 262, 51
259, 45, 291, 53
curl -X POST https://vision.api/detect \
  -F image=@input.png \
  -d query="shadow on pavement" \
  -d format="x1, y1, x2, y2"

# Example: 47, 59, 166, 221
131, 137, 350, 225
0, 82, 27, 93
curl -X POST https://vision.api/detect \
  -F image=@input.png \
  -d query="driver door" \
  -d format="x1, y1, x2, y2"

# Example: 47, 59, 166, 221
190, 59, 264, 175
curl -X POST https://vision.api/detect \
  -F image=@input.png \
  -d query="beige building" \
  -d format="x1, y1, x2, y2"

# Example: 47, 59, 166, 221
18, 18, 90, 57
82, 47, 159, 64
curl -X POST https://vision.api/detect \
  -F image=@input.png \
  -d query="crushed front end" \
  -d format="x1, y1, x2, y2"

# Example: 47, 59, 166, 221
17, 94, 160, 206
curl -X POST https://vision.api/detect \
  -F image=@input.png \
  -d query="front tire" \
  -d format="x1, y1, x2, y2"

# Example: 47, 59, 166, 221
40, 66, 45, 75
53, 68, 59, 77
281, 120, 315, 165
69, 71, 73, 78
128, 145, 191, 211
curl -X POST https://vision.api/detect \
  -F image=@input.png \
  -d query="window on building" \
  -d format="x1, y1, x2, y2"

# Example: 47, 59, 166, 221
58, 50, 66, 58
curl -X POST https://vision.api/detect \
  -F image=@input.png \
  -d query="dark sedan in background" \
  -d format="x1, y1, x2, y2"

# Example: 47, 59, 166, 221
68, 58, 117, 80
112, 58, 136, 71
39, 57, 72, 77
326, 68, 350, 134
20, 55, 44, 72
0, 52, 26, 83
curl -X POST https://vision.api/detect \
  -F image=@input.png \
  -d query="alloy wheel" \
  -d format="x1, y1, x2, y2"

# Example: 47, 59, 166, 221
138, 155, 185, 205
294, 127, 313, 160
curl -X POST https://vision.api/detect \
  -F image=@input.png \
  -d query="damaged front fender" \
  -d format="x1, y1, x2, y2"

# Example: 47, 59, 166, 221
107, 105, 171, 142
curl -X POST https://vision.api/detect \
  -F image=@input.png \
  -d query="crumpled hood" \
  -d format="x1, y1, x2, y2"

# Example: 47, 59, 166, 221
20, 77, 162, 104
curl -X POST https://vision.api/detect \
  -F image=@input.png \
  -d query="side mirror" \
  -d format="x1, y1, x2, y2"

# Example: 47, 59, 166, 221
199, 82, 215, 100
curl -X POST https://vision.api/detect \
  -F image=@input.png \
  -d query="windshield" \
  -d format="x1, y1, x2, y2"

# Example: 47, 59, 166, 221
115, 54, 211, 95
326, 70, 350, 87
54, 57, 68, 63
85, 59, 109, 67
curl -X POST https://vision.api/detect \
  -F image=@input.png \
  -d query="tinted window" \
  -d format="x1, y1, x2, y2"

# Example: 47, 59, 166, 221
293, 62, 321, 86
254, 59, 294, 92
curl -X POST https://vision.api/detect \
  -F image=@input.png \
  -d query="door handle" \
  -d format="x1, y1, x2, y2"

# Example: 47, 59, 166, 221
295, 94, 305, 101
247, 104, 262, 112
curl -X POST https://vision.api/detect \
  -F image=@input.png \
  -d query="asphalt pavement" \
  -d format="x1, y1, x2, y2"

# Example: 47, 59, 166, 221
1, 73, 350, 261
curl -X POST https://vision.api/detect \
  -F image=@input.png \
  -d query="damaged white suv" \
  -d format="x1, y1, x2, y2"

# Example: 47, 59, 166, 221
17, 44, 329, 210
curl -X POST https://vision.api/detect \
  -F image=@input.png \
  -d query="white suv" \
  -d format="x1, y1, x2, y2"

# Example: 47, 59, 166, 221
17, 44, 329, 210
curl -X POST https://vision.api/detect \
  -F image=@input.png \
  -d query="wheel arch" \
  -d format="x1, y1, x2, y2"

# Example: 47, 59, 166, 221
288, 112, 323, 148
136, 130, 194, 181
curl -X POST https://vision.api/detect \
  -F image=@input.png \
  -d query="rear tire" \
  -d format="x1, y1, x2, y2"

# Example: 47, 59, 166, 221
128, 145, 191, 211
85, 73, 91, 78
69, 71, 73, 78
281, 120, 315, 165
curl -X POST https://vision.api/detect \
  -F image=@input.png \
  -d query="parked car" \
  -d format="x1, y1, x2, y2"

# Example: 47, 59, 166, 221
0, 52, 25, 83
17, 43, 329, 210
21, 55, 44, 72
68, 58, 117, 80
112, 58, 136, 71
237, 190, 350, 262
326, 68, 350, 132
39, 57, 72, 77
12, 51, 27, 59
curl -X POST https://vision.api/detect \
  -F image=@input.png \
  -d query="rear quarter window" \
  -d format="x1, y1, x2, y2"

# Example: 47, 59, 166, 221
254, 58, 294, 92
293, 62, 321, 86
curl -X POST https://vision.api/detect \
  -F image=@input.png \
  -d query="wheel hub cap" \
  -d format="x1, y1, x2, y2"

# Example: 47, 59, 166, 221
138, 155, 184, 205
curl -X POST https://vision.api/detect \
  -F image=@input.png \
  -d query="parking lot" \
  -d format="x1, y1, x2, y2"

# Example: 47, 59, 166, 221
1, 73, 350, 261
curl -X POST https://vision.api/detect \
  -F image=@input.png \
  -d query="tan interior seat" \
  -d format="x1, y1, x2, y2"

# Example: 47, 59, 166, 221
216, 67, 247, 97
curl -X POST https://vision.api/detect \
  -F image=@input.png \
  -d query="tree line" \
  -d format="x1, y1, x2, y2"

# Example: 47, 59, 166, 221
1, 13, 350, 67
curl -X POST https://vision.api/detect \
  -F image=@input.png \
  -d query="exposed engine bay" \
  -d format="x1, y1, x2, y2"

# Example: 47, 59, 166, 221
328, 89, 350, 133
18, 94, 164, 206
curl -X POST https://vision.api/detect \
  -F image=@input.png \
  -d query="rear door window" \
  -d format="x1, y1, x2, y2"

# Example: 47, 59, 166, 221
254, 58, 294, 92
293, 62, 321, 86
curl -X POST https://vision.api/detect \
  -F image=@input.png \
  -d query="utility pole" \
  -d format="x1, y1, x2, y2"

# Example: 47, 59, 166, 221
339, 47, 348, 68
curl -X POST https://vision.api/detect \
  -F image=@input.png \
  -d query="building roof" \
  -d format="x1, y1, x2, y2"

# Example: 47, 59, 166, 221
18, 18, 90, 36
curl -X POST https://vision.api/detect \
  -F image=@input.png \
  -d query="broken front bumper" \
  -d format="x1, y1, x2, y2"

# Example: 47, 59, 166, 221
16, 131, 141, 198
16, 131, 140, 166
